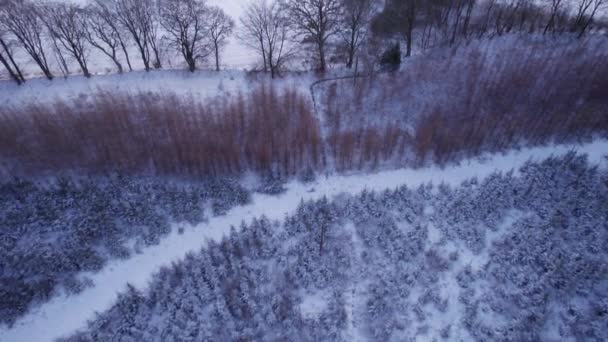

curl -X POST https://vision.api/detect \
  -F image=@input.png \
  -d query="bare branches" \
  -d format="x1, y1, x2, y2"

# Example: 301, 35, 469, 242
114, 0, 161, 71
239, 0, 271, 72
339, 0, 373, 68
159, 0, 211, 72
208, 6, 235, 71
239, 0, 293, 77
0, 0, 53, 80
284, 0, 341, 72
85, 1, 132, 73
572, 0, 606, 37
40, 2, 92, 78
0, 7, 25, 84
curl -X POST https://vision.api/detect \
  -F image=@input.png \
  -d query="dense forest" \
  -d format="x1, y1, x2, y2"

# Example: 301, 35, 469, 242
0, 175, 249, 325
61, 153, 608, 341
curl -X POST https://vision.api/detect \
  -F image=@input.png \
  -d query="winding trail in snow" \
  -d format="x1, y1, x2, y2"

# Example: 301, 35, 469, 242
1, 139, 607, 342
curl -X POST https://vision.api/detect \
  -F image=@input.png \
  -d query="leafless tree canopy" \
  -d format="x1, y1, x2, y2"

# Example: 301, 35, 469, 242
0, 1, 25, 84
85, 1, 132, 73
41, 2, 91, 78
239, 0, 292, 77
339, 0, 373, 68
0, 0, 606, 81
284, 0, 341, 72
159, 0, 209, 72
572, 0, 606, 37
113, 0, 162, 71
239, 0, 271, 72
0, 0, 54, 79
208, 6, 235, 71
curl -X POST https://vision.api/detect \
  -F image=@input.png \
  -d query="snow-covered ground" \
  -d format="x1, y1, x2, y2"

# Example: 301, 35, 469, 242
1, 139, 607, 342
0, 69, 317, 107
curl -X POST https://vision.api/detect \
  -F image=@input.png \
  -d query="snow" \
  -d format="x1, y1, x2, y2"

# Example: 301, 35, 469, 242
299, 289, 330, 319
342, 222, 367, 342
1, 139, 607, 342
414, 210, 528, 341
0, 69, 317, 107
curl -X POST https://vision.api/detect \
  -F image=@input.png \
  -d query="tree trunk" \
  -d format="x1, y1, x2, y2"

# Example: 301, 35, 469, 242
462, 1, 475, 38
544, 12, 556, 34
112, 56, 124, 74
318, 40, 326, 72
151, 41, 162, 69
134, 38, 151, 71
0, 52, 22, 85
0, 39, 25, 83
119, 39, 133, 72
75, 53, 91, 78
578, 6, 600, 38
186, 50, 196, 72
42, 65, 54, 80
141, 48, 151, 71
260, 39, 268, 72
405, 30, 413, 57
346, 27, 356, 69
214, 41, 220, 72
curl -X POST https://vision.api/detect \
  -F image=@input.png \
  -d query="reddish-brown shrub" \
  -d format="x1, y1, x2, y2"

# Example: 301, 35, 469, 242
0, 85, 321, 178
323, 36, 608, 167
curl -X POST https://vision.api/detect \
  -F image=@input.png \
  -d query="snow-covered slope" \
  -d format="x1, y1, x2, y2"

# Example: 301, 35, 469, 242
0, 69, 316, 107
1, 139, 607, 342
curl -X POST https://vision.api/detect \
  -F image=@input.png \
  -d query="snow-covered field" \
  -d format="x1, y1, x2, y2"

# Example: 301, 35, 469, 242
2, 139, 607, 342
0, 69, 316, 107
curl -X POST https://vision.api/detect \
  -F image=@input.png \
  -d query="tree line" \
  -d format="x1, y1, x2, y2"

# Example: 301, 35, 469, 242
0, 0, 235, 83
0, 0, 606, 84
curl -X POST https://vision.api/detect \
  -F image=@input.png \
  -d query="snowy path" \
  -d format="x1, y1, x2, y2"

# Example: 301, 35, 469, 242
343, 222, 367, 342
1, 140, 607, 342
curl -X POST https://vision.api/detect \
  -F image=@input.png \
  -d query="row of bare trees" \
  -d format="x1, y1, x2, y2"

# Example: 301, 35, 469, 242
1, 0, 606, 83
238, 0, 374, 76
0, 0, 234, 82
238, 0, 606, 76
372, 0, 607, 57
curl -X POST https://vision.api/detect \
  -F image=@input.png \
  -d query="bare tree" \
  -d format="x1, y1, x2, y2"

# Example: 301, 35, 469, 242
372, 0, 419, 57
572, 0, 606, 37
544, 0, 565, 34
0, 42, 24, 84
208, 6, 235, 71
50, 31, 70, 78
339, 0, 373, 69
261, 2, 293, 78
84, 7, 123, 73
239, 0, 270, 72
477, 0, 498, 38
41, 2, 92, 78
146, 4, 163, 69
284, 0, 341, 72
88, 0, 133, 72
160, 0, 210, 72
0, 1, 25, 84
115, 0, 162, 71
240, 0, 293, 77
0, 0, 53, 80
